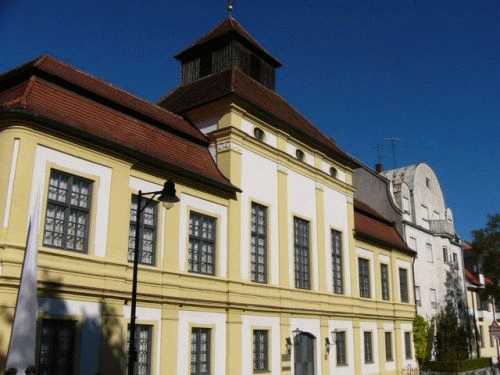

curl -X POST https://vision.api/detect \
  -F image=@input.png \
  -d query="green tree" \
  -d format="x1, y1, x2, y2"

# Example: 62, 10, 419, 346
434, 302, 470, 361
413, 315, 434, 364
472, 213, 500, 302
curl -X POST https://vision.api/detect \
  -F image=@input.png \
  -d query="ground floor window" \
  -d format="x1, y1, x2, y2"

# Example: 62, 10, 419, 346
127, 324, 153, 375
38, 319, 76, 375
253, 330, 269, 372
364, 331, 373, 363
404, 331, 412, 359
191, 328, 211, 375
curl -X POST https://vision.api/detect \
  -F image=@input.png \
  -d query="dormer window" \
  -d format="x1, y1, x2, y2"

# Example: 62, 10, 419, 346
296, 149, 304, 161
329, 167, 337, 178
254, 127, 265, 141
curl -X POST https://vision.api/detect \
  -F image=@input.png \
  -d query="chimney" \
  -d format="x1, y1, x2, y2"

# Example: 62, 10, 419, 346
375, 163, 383, 173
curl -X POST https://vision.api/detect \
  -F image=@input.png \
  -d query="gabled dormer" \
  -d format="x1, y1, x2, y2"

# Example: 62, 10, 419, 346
174, 17, 282, 90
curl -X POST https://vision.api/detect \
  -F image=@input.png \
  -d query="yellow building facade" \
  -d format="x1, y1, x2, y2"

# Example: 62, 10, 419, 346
0, 18, 417, 375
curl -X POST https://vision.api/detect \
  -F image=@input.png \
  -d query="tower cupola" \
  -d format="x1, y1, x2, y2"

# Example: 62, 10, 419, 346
174, 17, 282, 90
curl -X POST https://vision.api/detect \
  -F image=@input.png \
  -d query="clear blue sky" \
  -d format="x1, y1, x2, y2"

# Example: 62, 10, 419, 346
2, 0, 499, 240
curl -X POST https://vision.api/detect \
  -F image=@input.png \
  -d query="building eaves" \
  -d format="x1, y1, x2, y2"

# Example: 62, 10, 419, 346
0, 54, 208, 145
0, 75, 239, 197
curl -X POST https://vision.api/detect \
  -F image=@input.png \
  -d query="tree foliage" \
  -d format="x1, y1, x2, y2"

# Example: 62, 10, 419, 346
434, 303, 470, 361
472, 213, 500, 301
413, 315, 434, 364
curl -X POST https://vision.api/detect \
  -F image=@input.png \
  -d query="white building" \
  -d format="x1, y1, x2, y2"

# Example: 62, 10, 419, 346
381, 163, 463, 319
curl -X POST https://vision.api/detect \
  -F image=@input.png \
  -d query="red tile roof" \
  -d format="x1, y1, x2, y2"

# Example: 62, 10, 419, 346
0, 60, 238, 196
175, 17, 282, 67
160, 67, 361, 169
354, 199, 411, 252
0, 55, 207, 144
462, 241, 493, 287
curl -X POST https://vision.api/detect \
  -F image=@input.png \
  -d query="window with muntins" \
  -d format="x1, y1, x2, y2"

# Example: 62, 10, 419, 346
43, 170, 92, 252
332, 230, 343, 294
191, 328, 211, 375
294, 217, 310, 289
442, 246, 448, 263
404, 332, 412, 359
128, 195, 157, 265
127, 324, 153, 375
364, 331, 373, 363
336, 331, 347, 365
253, 330, 269, 372
385, 332, 393, 362
399, 268, 409, 303
189, 212, 216, 275
251, 203, 267, 283
38, 319, 76, 375
415, 286, 421, 306
359, 258, 370, 298
381, 263, 390, 301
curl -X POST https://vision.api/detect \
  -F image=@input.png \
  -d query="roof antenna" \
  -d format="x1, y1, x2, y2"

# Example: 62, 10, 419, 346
385, 137, 401, 169
225, 0, 237, 14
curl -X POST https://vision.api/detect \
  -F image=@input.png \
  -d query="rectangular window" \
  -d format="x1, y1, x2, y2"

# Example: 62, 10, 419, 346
409, 237, 417, 251
385, 332, 393, 362
404, 332, 412, 359
402, 196, 410, 214
294, 217, 310, 289
127, 324, 153, 375
336, 331, 347, 365
253, 330, 268, 372
478, 295, 489, 311
43, 170, 92, 252
359, 258, 371, 298
381, 263, 390, 301
415, 286, 421, 306
442, 246, 448, 263
191, 328, 211, 375
453, 252, 458, 266
399, 268, 409, 303
421, 205, 429, 229
251, 203, 267, 283
430, 289, 437, 308
332, 230, 343, 294
128, 195, 157, 265
189, 212, 216, 275
426, 243, 433, 262
364, 331, 373, 363
38, 319, 76, 375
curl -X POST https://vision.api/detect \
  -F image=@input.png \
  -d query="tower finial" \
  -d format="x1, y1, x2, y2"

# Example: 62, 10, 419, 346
225, 0, 237, 14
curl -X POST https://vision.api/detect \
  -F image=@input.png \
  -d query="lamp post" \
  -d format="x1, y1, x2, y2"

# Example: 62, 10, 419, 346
127, 180, 179, 375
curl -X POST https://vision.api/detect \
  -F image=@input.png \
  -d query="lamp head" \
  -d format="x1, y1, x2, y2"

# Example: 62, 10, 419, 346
158, 180, 180, 209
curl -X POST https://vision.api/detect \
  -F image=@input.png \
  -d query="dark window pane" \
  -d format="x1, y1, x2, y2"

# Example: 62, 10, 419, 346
359, 258, 370, 298
399, 268, 409, 303
191, 328, 211, 375
189, 212, 216, 275
129, 195, 157, 265
251, 203, 267, 283
381, 264, 390, 300
332, 230, 343, 294
43, 170, 91, 253
294, 217, 310, 289
38, 319, 76, 375
253, 330, 268, 371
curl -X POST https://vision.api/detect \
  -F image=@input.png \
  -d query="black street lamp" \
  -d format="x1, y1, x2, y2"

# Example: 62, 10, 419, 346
127, 180, 179, 375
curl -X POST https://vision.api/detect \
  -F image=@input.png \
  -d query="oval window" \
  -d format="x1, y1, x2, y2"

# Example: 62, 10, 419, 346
296, 149, 304, 161
330, 167, 337, 178
254, 127, 265, 141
